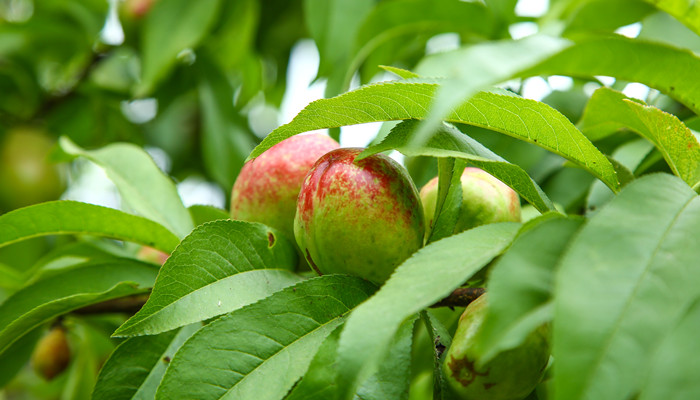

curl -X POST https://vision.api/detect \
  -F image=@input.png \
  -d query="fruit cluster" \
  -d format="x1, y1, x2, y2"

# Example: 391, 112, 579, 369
230, 133, 547, 400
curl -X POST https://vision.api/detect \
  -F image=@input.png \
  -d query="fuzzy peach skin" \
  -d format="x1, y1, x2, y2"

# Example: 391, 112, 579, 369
421, 167, 520, 237
294, 148, 424, 284
230, 134, 339, 241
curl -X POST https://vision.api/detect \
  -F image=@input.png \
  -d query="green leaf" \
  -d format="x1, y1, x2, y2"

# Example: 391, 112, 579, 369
303, 0, 374, 95
379, 65, 419, 80
638, 296, 700, 400
114, 220, 298, 337
0, 325, 41, 387
578, 87, 646, 141
520, 35, 700, 115
579, 88, 700, 189
286, 316, 417, 400
197, 56, 257, 190
427, 157, 466, 243
355, 316, 417, 400
641, 0, 700, 36
249, 83, 619, 192
336, 222, 520, 399
563, 0, 655, 34
553, 173, 700, 400
137, 0, 221, 96
155, 275, 377, 400
344, 0, 496, 89
472, 214, 583, 363
93, 324, 200, 400
0, 259, 157, 355
0, 201, 179, 254
59, 137, 194, 239
363, 120, 557, 213
419, 310, 456, 400
188, 205, 230, 226
623, 99, 700, 189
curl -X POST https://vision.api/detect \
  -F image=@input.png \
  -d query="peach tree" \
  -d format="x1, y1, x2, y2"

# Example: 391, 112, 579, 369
1, 0, 700, 399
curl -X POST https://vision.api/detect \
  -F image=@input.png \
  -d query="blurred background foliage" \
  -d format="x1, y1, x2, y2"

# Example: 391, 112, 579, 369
0, 0, 698, 398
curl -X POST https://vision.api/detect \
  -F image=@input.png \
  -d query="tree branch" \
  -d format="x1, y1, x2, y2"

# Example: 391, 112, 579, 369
431, 287, 484, 309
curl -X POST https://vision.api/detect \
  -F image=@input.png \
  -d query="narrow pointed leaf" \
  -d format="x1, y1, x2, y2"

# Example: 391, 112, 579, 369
578, 87, 646, 141
473, 214, 583, 363
59, 137, 194, 239
427, 158, 466, 243
419, 310, 455, 400
0, 201, 179, 254
156, 275, 377, 400
336, 222, 520, 399
623, 99, 700, 189
554, 174, 700, 400
0, 260, 158, 355
93, 324, 200, 400
115, 220, 298, 337
363, 120, 556, 212
249, 83, 618, 192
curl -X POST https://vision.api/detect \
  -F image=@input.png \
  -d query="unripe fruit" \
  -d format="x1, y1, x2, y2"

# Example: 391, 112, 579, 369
0, 129, 65, 212
421, 168, 520, 237
31, 326, 71, 381
443, 295, 549, 400
294, 148, 424, 284
230, 134, 339, 241
137, 245, 169, 265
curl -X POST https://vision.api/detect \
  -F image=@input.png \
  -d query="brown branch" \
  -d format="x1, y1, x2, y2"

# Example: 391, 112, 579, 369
72, 294, 149, 315
431, 287, 485, 309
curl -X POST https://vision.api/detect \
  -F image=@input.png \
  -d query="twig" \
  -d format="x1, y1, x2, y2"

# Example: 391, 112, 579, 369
431, 287, 484, 308
73, 294, 149, 315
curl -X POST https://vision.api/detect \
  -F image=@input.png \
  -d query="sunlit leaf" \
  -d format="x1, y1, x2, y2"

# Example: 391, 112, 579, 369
0, 201, 179, 254
59, 137, 194, 239
156, 275, 377, 400
250, 83, 619, 192
642, 0, 700, 36
114, 220, 298, 337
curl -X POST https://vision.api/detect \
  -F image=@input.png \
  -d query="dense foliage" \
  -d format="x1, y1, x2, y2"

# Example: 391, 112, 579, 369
1, 0, 699, 399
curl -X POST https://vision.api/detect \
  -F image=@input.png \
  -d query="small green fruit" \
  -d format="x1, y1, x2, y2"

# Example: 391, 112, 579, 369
421, 168, 520, 237
0, 129, 65, 212
31, 326, 71, 381
443, 295, 549, 400
230, 134, 339, 241
294, 148, 424, 283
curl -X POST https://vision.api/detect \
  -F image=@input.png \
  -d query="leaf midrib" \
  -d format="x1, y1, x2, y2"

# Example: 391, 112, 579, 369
576, 194, 696, 400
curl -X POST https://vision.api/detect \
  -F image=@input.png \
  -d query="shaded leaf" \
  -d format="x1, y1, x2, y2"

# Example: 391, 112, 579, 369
188, 205, 230, 226
0, 201, 180, 254
114, 220, 298, 337
473, 214, 583, 362
93, 324, 200, 400
336, 223, 520, 399
638, 296, 700, 400
0, 260, 157, 355
156, 275, 377, 400
137, 0, 221, 96
363, 120, 556, 213
641, 0, 700, 36
419, 310, 457, 400
554, 173, 700, 400
59, 137, 194, 239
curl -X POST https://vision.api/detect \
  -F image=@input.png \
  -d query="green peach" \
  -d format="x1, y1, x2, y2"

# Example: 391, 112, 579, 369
32, 326, 71, 381
294, 148, 424, 284
230, 134, 339, 241
443, 295, 549, 400
421, 168, 520, 237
